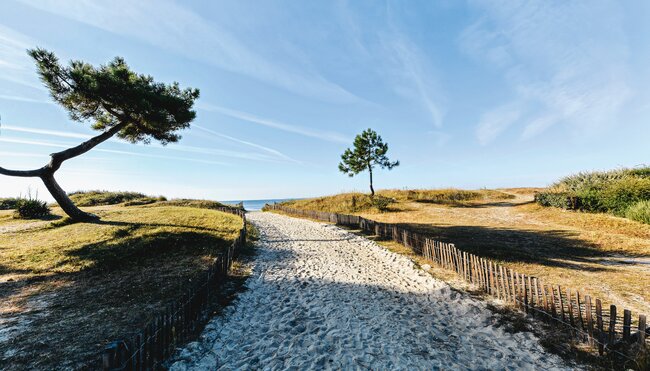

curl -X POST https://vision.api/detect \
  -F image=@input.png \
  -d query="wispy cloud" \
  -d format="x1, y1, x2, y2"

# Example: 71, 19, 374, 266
0, 125, 287, 163
193, 124, 301, 164
199, 103, 349, 143
19, 0, 358, 103
0, 24, 44, 90
0, 136, 230, 166
476, 102, 522, 145
383, 36, 444, 128
460, 0, 632, 142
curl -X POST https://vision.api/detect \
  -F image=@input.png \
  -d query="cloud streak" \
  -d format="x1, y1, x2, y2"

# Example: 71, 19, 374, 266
193, 124, 301, 164
460, 0, 632, 143
200, 103, 349, 143
19, 0, 358, 103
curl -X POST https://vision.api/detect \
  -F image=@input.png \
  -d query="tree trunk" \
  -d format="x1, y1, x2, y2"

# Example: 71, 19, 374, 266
369, 167, 375, 197
41, 173, 98, 222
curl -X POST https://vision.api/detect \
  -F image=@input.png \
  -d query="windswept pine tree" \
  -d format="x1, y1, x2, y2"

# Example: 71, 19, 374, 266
338, 128, 399, 196
0, 49, 200, 221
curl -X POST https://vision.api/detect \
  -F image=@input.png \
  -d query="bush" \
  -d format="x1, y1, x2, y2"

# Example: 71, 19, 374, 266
539, 167, 650, 222
0, 198, 21, 210
625, 200, 650, 224
14, 197, 50, 219
371, 195, 395, 212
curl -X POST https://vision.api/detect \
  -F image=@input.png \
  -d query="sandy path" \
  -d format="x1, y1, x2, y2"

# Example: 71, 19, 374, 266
170, 212, 569, 370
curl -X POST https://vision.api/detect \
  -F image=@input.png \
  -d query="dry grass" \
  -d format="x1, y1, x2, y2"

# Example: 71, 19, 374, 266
278, 188, 650, 316
0, 203, 242, 370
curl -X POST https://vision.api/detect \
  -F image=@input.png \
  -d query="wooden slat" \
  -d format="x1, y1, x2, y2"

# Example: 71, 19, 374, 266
623, 309, 631, 341
567, 288, 575, 327
639, 315, 646, 347
586, 295, 594, 346
596, 299, 604, 355
608, 305, 617, 346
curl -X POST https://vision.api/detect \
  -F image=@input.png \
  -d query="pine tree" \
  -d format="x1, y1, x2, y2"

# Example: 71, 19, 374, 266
0, 49, 199, 221
338, 128, 399, 196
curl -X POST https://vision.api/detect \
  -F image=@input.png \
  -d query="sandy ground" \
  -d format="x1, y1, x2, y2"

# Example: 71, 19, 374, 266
169, 212, 570, 370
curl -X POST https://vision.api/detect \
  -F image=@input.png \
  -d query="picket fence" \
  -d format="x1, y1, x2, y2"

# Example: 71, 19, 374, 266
99, 207, 247, 371
266, 204, 649, 367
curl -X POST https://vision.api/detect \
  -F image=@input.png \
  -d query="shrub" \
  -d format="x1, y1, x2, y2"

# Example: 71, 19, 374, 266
14, 197, 50, 219
123, 197, 159, 206
371, 195, 395, 212
0, 198, 21, 210
625, 200, 650, 224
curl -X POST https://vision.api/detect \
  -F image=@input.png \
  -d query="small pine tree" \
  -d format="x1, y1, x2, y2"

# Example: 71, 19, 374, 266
338, 128, 399, 196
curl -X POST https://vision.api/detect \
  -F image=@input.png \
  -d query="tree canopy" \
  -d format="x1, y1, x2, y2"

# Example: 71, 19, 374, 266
0, 48, 200, 221
338, 128, 399, 196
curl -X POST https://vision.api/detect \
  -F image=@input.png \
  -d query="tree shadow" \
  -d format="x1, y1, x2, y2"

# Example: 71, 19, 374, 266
387, 222, 649, 271
0, 228, 249, 370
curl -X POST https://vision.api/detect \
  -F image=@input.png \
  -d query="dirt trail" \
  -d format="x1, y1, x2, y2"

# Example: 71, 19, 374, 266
170, 212, 570, 370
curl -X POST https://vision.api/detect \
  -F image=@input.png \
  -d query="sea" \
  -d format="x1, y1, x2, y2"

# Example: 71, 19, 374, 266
219, 198, 297, 211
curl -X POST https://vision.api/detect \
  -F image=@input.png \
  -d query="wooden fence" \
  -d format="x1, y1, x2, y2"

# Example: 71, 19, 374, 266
100, 207, 247, 371
266, 204, 649, 365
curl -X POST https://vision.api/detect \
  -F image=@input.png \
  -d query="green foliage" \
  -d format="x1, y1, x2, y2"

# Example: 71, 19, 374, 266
28, 48, 200, 145
0, 198, 21, 210
539, 167, 650, 222
371, 195, 395, 212
625, 200, 650, 224
69, 191, 150, 206
534, 192, 580, 209
14, 197, 50, 219
339, 128, 399, 194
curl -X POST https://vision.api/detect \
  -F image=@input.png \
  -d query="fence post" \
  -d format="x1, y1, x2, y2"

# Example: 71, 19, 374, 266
639, 315, 646, 347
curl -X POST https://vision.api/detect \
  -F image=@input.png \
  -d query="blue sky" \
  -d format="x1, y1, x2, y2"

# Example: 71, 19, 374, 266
1, 0, 649, 201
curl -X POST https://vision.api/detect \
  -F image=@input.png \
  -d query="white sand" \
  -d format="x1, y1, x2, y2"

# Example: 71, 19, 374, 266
169, 212, 570, 370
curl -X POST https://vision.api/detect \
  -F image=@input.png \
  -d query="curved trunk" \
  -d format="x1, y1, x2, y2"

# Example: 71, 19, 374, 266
369, 167, 375, 197
41, 173, 97, 222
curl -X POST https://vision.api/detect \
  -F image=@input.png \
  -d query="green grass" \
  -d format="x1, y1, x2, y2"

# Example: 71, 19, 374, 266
0, 203, 243, 369
537, 167, 650, 219
68, 190, 166, 206
155, 198, 231, 210
626, 200, 650, 225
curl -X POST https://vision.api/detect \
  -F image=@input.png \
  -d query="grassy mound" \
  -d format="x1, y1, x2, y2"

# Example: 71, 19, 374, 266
536, 167, 650, 223
0, 203, 243, 369
68, 190, 166, 206
155, 198, 231, 210
278, 188, 514, 214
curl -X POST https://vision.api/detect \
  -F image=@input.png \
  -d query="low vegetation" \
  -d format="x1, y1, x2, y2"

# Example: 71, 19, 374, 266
275, 187, 650, 316
68, 190, 166, 206
280, 189, 515, 213
0, 199, 243, 370
14, 197, 50, 219
0, 198, 21, 210
535, 167, 650, 224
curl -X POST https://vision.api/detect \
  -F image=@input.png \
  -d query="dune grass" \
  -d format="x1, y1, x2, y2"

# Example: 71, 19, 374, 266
0, 203, 243, 370
68, 190, 166, 207
280, 189, 515, 214
275, 188, 650, 316
537, 167, 650, 224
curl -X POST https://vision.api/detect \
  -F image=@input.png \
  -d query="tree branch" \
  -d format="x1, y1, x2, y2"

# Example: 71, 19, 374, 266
48, 121, 128, 171
0, 166, 45, 178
